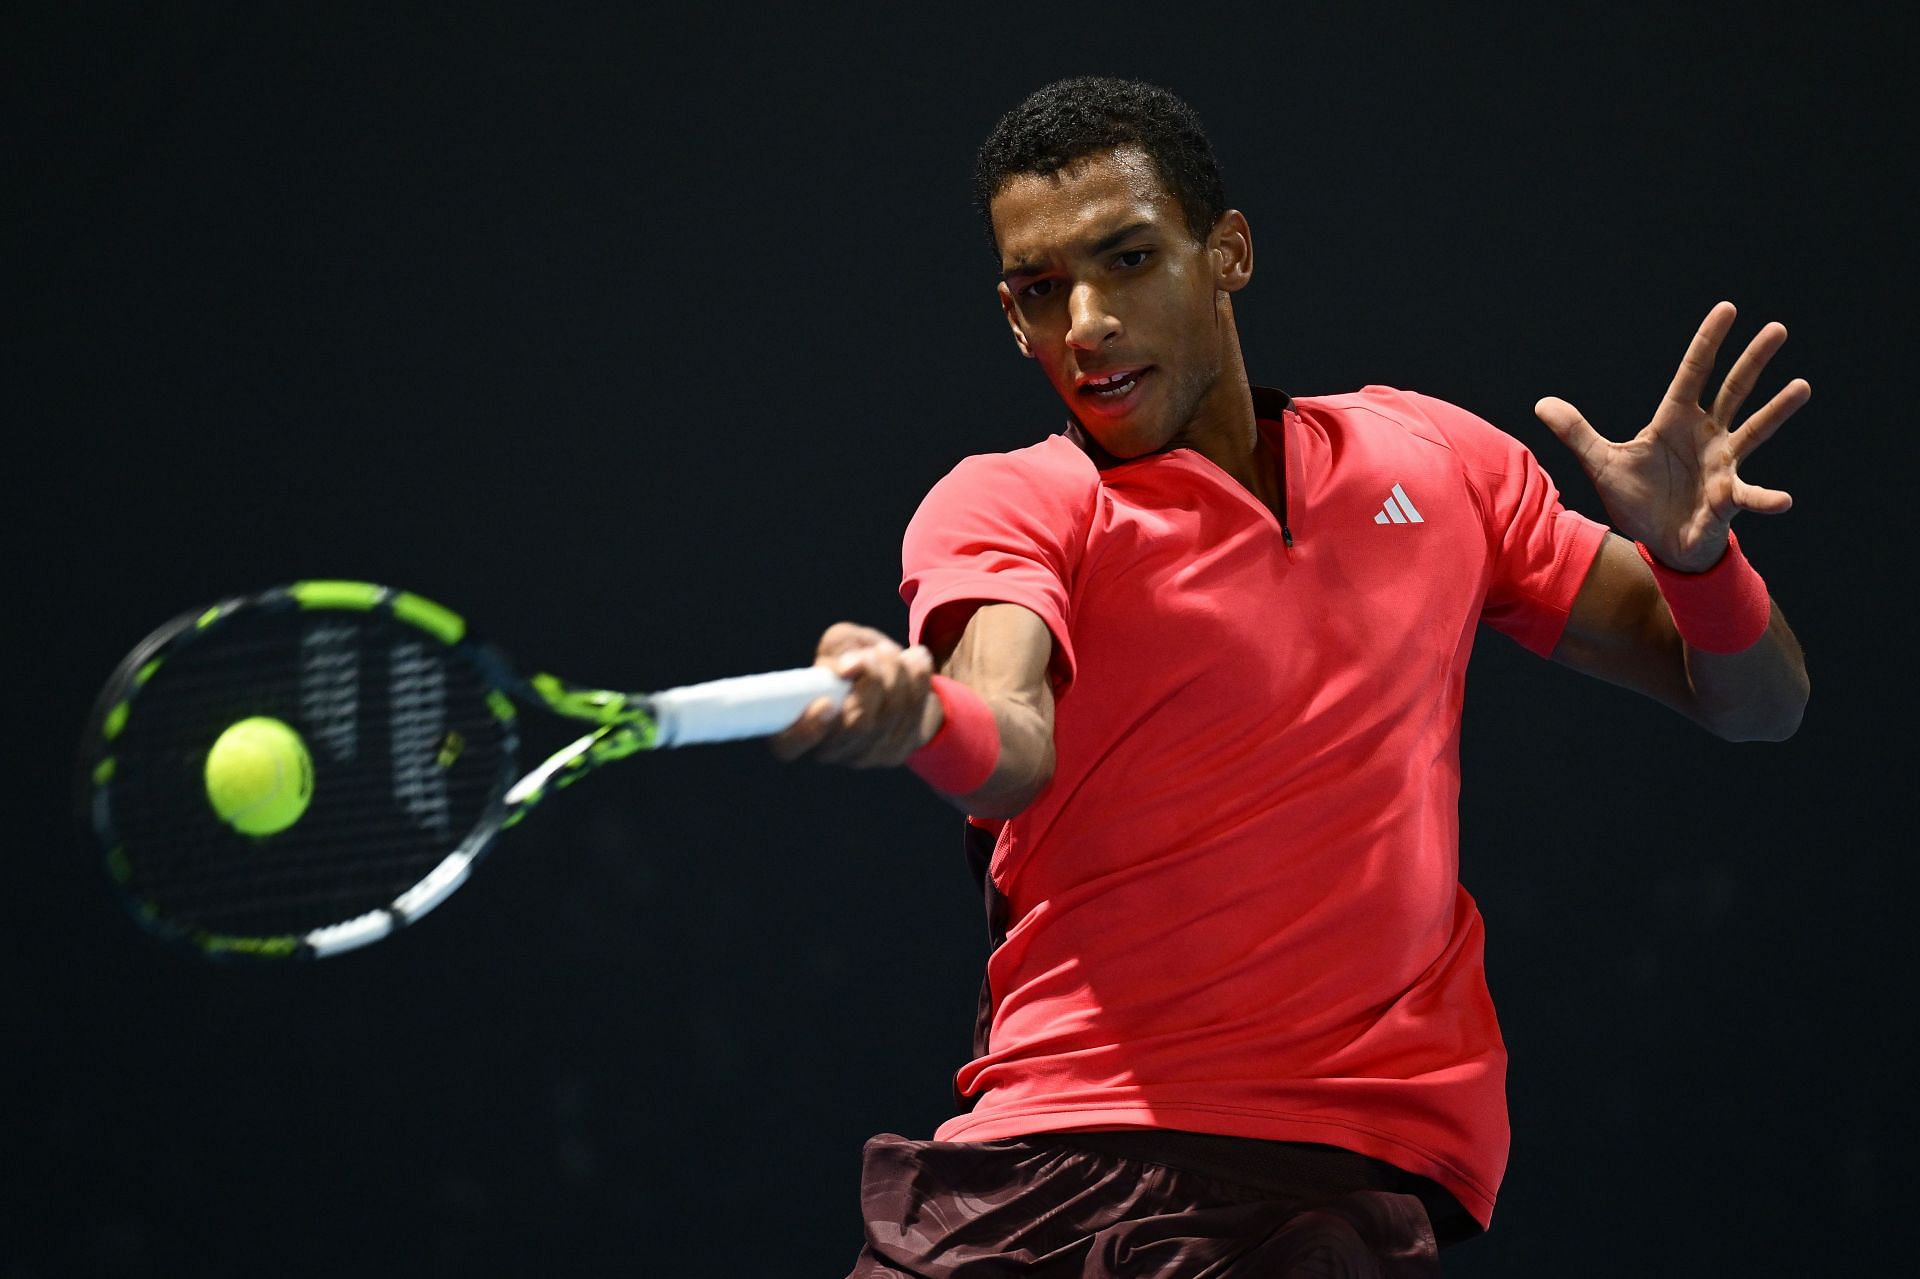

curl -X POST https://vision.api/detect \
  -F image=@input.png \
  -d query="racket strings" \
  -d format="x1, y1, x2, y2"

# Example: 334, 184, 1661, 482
102, 608, 513, 938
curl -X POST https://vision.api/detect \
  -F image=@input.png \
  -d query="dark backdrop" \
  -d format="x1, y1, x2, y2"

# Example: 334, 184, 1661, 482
8, 4, 1912, 1275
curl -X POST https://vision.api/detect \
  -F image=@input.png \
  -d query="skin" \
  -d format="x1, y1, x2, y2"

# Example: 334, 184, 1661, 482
1537, 301, 1811, 741
771, 147, 1810, 812
990, 147, 1266, 500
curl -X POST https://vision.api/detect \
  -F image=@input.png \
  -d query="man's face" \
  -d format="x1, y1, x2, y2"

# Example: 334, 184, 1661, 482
992, 146, 1246, 458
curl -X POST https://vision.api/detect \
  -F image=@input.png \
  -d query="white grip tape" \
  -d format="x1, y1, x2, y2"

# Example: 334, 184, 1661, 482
650, 666, 851, 747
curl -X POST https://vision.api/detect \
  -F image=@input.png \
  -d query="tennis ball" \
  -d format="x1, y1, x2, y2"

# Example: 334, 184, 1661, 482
204, 716, 314, 836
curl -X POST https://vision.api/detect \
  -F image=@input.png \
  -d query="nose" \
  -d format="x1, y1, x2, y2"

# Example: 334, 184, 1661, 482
1065, 281, 1121, 351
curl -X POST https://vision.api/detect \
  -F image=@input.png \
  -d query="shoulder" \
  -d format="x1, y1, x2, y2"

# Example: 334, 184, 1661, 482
936, 434, 1099, 493
915, 434, 1102, 528
1298, 385, 1530, 475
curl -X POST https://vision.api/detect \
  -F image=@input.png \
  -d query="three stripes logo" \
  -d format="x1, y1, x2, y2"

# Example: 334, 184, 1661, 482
1373, 484, 1424, 525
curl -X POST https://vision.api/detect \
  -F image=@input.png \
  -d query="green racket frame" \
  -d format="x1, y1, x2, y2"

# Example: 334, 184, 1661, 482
78, 580, 835, 960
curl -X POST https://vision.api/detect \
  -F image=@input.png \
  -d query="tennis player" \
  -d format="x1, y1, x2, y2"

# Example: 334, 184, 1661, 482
773, 77, 1810, 1276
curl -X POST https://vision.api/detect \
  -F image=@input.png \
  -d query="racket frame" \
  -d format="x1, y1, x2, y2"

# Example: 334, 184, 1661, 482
79, 580, 673, 961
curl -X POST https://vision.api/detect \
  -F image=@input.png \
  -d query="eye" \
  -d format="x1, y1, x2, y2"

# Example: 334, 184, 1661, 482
1114, 248, 1151, 269
1019, 278, 1057, 300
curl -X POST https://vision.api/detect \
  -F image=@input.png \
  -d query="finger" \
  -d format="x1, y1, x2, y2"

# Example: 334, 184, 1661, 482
831, 647, 868, 681
898, 645, 936, 752
899, 643, 934, 696
830, 641, 883, 681
1533, 396, 1609, 467
814, 700, 871, 765
835, 663, 875, 731
819, 661, 888, 763
816, 622, 890, 664
1732, 476, 1794, 515
1729, 378, 1810, 463
1709, 320, 1787, 427
843, 681, 900, 769
768, 696, 840, 762
1664, 301, 1738, 408
854, 646, 934, 768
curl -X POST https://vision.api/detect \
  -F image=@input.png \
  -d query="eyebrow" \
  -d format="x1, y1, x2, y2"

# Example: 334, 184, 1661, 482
1001, 220, 1157, 282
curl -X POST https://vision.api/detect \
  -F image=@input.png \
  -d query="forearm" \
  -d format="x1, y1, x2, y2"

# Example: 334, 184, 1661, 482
930, 601, 1057, 818
1553, 533, 1809, 742
940, 689, 1054, 819
1643, 532, 1808, 741
1681, 599, 1809, 742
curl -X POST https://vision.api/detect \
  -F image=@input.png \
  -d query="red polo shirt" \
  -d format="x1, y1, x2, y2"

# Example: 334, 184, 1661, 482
897, 385, 1609, 1230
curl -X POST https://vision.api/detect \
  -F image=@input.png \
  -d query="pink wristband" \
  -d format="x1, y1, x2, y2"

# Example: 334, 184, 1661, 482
908, 676, 1001, 795
1634, 529, 1772, 654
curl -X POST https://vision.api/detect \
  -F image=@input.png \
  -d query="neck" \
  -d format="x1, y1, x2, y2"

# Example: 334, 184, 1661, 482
1173, 322, 1275, 509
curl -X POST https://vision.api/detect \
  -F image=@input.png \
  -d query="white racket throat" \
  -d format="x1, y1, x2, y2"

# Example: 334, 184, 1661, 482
648, 665, 850, 747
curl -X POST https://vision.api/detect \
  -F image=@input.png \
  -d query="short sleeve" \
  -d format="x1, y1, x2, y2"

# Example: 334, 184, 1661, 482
899, 441, 1095, 687
1404, 392, 1610, 658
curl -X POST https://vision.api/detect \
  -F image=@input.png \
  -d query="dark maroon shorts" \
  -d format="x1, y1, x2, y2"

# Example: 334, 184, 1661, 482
846, 1129, 1454, 1278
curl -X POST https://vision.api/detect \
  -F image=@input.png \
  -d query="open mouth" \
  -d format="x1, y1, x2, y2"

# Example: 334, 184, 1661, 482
1078, 366, 1152, 411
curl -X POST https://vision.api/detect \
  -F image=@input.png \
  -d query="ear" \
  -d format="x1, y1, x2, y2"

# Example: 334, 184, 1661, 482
1207, 210, 1253, 294
997, 282, 1035, 359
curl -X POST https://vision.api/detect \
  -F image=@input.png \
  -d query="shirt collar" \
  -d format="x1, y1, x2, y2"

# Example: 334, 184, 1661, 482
1061, 381, 1294, 469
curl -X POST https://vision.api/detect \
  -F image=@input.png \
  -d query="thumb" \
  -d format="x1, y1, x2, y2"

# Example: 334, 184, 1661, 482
1533, 396, 1605, 458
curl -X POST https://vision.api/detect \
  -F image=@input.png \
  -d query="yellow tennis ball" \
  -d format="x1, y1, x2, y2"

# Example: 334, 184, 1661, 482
205, 716, 314, 836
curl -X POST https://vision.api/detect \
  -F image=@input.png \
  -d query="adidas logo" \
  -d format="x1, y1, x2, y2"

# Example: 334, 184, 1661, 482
1373, 484, 1425, 525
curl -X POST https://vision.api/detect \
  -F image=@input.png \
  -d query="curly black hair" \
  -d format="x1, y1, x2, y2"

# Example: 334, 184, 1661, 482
973, 77, 1227, 261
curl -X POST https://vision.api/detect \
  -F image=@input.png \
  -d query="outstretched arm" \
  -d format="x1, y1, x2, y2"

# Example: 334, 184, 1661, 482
1538, 301, 1810, 741
769, 602, 1056, 817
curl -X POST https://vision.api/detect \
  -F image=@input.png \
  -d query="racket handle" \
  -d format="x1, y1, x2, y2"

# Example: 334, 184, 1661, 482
648, 666, 852, 746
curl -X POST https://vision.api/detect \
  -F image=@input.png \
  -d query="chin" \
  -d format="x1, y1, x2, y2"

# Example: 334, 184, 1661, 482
1056, 371, 1181, 458
1071, 415, 1170, 461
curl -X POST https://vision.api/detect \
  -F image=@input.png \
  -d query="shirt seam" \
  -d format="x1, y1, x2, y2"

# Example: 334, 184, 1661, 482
905, 581, 1076, 687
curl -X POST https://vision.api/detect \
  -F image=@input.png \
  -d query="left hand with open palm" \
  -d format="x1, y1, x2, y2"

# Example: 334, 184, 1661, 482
1533, 301, 1811, 573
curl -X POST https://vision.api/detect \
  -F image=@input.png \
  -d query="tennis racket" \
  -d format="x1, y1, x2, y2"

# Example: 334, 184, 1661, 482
76, 579, 848, 960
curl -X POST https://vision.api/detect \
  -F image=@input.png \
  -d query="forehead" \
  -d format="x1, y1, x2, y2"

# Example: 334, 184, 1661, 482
992, 148, 1183, 271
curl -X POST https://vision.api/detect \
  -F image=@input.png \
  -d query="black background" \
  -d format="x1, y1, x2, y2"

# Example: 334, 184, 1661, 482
8, 3, 1913, 1274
